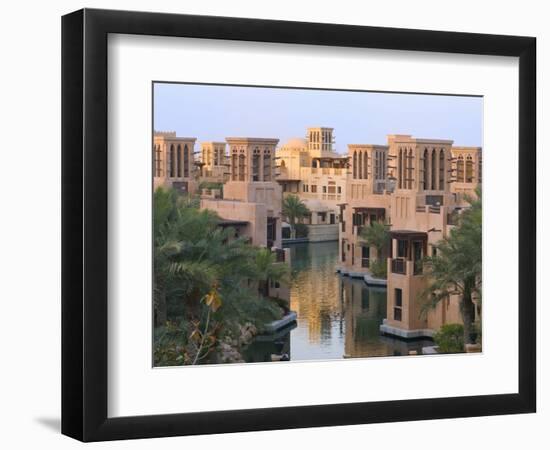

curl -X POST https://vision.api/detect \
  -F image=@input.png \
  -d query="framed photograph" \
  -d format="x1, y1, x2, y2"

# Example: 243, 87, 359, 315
62, 8, 536, 442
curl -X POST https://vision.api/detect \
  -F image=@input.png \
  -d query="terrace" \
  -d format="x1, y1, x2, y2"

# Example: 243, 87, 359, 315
388, 230, 428, 276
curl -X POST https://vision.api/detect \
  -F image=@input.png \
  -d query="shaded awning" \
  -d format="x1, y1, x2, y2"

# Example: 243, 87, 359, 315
217, 219, 249, 227
353, 207, 385, 213
390, 230, 428, 240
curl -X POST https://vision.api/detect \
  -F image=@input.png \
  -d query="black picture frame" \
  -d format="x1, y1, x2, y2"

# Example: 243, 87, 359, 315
62, 8, 536, 442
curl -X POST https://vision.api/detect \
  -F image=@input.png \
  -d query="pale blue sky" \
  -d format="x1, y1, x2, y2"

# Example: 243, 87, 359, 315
153, 83, 482, 151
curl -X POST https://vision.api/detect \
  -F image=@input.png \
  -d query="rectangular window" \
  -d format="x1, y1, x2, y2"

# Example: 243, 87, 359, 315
393, 307, 402, 321
426, 195, 444, 206
311, 185, 317, 193
395, 288, 402, 307
323, 186, 327, 193
337, 186, 342, 194
394, 288, 402, 321
397, 239, 408, 258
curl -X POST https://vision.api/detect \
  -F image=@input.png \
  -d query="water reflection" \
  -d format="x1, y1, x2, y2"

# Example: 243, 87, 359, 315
244, 241, 432, 362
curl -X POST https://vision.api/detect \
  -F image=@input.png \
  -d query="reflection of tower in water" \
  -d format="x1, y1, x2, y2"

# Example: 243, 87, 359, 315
289, 243, 341, 345
341, 277, 390, 358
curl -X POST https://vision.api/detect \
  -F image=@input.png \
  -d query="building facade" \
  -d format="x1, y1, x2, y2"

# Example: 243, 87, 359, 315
153, 131, 198, 194
201, 137, 284, 249
277, 127, 348, 241
337, 134, 482, 339
199, 141, 228, 183
153, 127, 481, 341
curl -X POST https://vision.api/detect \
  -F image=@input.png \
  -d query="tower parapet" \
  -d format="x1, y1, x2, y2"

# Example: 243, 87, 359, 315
226, 137, 279, 182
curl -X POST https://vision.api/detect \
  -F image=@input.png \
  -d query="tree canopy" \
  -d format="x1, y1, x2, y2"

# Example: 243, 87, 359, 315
282, 194, 310, 239
153, 187, 289, 365
422, 187, 482, 346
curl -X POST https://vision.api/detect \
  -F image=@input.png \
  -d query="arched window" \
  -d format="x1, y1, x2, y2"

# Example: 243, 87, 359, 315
457, 156, 464, 183
264, 152, 272, 181
358, 151, 363, 179
466, 155, 474, 182
403, 149, 407, 188
238, 154, 245, 181
353, 151, 357, 179
183, 145, 189, 177
154, 145, 162, 177
363, 151, 369, 179
439, 149, 445, 190
169, 144, 176, 177
280, 159, 286, 168
398, 149, 403, 189
407, 149, 413, 189
176, 144, 182, 177
231, 153, 238, 181
423, 148, 429, 190
252, 154, 260, 181
431, 149, 437, 190
152, 145, 156, 177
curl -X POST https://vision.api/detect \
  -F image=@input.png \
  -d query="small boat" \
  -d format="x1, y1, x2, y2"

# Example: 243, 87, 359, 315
263, 311, 297, 334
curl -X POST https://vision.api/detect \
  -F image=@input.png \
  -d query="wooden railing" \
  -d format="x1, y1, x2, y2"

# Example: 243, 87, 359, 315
391, 258, 406, 274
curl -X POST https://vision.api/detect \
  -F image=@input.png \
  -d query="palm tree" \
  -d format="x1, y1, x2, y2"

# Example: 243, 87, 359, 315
422, 188, 482, 346
359, 221, 390, 259
282, 194, 310, 239
153, 188, 220, 326
252, 248, 289, 299
153, 187, 290, 364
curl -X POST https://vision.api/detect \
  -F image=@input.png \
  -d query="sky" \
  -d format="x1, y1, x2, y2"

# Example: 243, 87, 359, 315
153, 83, 483, 152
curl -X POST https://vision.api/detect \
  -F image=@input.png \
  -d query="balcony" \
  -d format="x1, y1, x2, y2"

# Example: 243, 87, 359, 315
361, 257, 370, 268
321, 194, 341, 201
391, 258, 406, 274
416, 205, 441, 214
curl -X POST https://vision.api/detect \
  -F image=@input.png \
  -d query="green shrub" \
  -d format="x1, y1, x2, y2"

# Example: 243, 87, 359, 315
433, 323, 464, 353
369, 259, 387, 279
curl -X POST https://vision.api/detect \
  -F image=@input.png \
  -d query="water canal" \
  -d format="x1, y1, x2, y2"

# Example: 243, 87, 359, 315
244, 241, 433, 363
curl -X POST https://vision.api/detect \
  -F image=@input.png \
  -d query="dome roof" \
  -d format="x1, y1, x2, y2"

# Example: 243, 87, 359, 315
282, 137, 307, 149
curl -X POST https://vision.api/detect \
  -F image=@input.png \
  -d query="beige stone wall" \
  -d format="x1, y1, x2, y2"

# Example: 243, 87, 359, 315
307, 224, 339, 242
276, 132, 348, 221
153, 132, 198, 193
200, 198, 270, 247
451, 146, 482, 203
